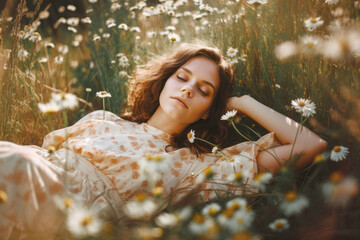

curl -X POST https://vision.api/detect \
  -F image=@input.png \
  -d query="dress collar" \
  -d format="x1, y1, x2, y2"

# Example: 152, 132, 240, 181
142, 123, 172, 143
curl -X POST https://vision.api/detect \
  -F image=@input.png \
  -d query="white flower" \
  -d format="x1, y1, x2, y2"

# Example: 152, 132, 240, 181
118, 23, 128, 30
253, 172, 272, 191
85, 88, 92, 92
118, 56, 129, 68
202, 203, 221, 217
188, 213, 215, 235
330, 146, 349, 162
123, 193, 158, 219
54, 196, 75, 211
39, 10, 50, 19
96, 91, 112, 98
106, 18, 116, 28
81, 17, 92, 24
227, 47, 238, 58
246, 0, 268, 5
325, 0, 340, 5
322, 171, 358, 207
187, 130, 195, 143
54, 55, 64, 64
51, 92, 79, 110
29, 32, 41, 42
155, 212, 178, 228
226, 209, 255, 233
18, 49, 29, 61
139, 155, 169, 183
45, 42, 55, 48
67, 5, 76, 12
165, 26, 176, 31
226, 198, 248, 212
168, 32, 180, 42
66, 207, 103, 238
221, 110, 237, 120
110, 2, 121, 12
291, 98, 316, 117
67, 17, 80, 27
304, 17, 324, 32
130, 27, 141, 33
38, 57, 48, 63
38, 101, 61, 114
211, 146, 218, 154
195, 166, 215, 184
269, 218, 290, 232
300, 35, 321, 55
279, 191, 309, 216
275, 41, 298, 60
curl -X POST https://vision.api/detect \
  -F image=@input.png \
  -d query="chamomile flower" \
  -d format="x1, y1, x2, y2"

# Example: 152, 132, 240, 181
269, 218, 290, 232
66, 207, 103, 238
54, 196, 75, 211
54, 55, 64, 64
291, 98, 316, 117
51, 92, 79, 110
279, 191, 309, 216
168, 32, 180, 42
322, 171, 358, 207
123, 193, 158, 219
38, 101, 61, 114
211, 146, 218, 154
304, 17, 324, 31
330, 146, 349, 162
274, 41, 298, 60
188, 213, 215, 235
226, 198, 248, 212
221, 110, 237, 121
246, 0, 268, 5
202, 203, 221, 217
195, 166, 215, 184
226, 209, 255, 233
325, 0, 340, 5
96, 91, 112, 98
118, 23, 128, 30
253, 172, 272, 191
227, 47, 238, 58
300, 35, 321, 55
155, 212, 178, 228
187, 130, 195, 143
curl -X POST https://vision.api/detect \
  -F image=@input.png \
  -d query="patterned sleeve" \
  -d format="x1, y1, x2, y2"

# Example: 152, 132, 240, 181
42, 110, 120, 150
173, 132, 278, 203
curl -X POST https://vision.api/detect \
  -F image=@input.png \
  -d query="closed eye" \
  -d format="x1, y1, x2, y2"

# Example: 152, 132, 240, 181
176, 75, 186, 81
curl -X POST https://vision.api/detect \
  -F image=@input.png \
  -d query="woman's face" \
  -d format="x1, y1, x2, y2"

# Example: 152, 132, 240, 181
158, 56, 220, 125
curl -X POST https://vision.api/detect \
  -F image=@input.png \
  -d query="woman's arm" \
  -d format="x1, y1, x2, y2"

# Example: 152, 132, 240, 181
227, 95, 328, 174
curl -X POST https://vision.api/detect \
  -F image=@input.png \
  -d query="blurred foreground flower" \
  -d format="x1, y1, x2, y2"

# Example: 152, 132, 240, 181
253, 172, 272, 191
330, 145, 349, 162
279, 191, 309, 216
269, 218, 290, 232
123, 193, 158, 219
291, 98, 316, 117
66, 207, 103, 238
155, 212, 178, 228
52, 92, 79, 110
325, 0, 340, 5
0, 190, 7, 203
217, 207, 255, 233
38, 101, 61, 114
304, 17, 324, 31
188, 213, 216, 235
322, 171, 358, 207
246, 0, 268, 6
202, 202, 221, 217
274, 41, 298, 60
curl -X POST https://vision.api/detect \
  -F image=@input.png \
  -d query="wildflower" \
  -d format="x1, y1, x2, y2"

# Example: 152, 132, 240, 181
211, 146, 218, 154
147, 31, 156, 38
300, 35, 321, 55
58, 45, 69, 54
188, 213, 215, 235
51, 92, 79, 110
279, 191, 309, 216
118, 56, 130, 67
165, 26, 176, 31
89, 0, 98, 3
304, 17, 324, 31
96, 91, 111, 98
275, 41, 298, 60
67, 17, 80, 27
314, 153, 326, 163
18, 49, 29, 61
39, 57, 48, 63
130, 26, 141, 32
227, 47, 238, 58
226, 198, 248, 212
269, 218, 290, 232
119, 71, 129, 78
322, 171, 358, 207
140, 155, 169, 183
275, 84, 281, 89
221, 110, 237, 121
118, 23, 128, 30
246, 0, 268, 5
168, 32, 180, 43
66, 207, 103, 238
0, 190, 7, 203
54, 196, 74, 211
155, 212, 178, 228
153, 186, 164, 198
325, 0, 340, 5
38, 101, 61, 114
330, 146, 349, 162
291, 98, 316, 117
202, 203, 221, 217
45, 42, 55, 48
225, 209, 255, 233
29, 32, 42, 42
93, 34, 101, 41
110, 2, 121, 12
86, 88, 92, 92
67, 5, 76, 12
47, 145, 56, 154
123, 193, 158, 219
253, 172, 272, 191
81, 17, 92, 24
102, 33, 110, 39
227, 171, 244, 182
187, 130, 195, 143
106, 18, 116, 28
67, 26, 77, 33
54, 55, 64, 64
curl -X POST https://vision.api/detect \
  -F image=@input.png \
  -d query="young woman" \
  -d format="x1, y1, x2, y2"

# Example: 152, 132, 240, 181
0, 42, 327, 238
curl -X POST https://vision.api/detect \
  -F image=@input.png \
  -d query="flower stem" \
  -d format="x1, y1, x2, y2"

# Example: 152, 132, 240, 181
231, 120, 252, 141
48, 114, 54, 132
62, 109, 68, 127
102, 98, 105, 120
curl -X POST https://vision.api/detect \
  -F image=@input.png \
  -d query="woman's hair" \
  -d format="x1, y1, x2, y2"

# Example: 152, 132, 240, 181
121, 41, 233, 155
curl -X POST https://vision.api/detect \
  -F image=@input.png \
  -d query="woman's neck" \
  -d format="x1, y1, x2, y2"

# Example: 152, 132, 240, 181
147, 108, 188, 135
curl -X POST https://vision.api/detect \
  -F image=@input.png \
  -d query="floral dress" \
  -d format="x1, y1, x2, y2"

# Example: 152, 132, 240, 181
0, 110, 276, 239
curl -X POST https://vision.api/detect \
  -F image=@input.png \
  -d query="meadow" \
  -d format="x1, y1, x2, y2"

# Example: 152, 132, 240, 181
0, 0, 359, 239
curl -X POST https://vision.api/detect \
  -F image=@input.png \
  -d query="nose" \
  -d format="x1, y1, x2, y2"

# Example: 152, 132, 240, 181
181, 85, 193, 98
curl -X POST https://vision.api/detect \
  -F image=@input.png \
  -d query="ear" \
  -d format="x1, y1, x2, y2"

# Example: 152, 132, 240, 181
201, 112, 209, 120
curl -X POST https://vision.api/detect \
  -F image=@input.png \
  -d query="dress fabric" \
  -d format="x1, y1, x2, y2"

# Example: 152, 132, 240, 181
0, 110, 276, 239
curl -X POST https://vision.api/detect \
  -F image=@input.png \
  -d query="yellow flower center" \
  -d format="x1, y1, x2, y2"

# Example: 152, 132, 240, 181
203, 167, 213, 177
246, 205, 252, 212
220, 156, 226, 161
81, 216, 93, 226
254, 173, 264, 182
230, 202, 241, 211
63, 197, 73, 208
192, 213, 205, 224
298, 101, 305, 107
171, 37, 176, 41
222, 208, 234, 219
154, 156, 163, 162
232, 231, 252, 240
275, 221, 284, 229
310, 18, 317, 23
285, 191, 298, 202
0, 190, 8, 203
102, 222, 114, 234
229, 158, 234, 162
187, 132, 193, 139
234, 172, 243, 181
330, 171, 343, 184
61, 93, 66, 100
306, 41, 314, 48
150, 6, 155, 10
314, 154, 324, 163
237, 218, 244, 224
229, 49, 235, 53
333, 146, 341, 152
136, 193, 147, 202
100, 91, 107, 95
153, 186, 163, 196
146, 155, 153, 161
208, 207, 219, 216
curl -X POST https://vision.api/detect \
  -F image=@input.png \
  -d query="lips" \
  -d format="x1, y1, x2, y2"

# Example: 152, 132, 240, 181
171, 96, 188, 109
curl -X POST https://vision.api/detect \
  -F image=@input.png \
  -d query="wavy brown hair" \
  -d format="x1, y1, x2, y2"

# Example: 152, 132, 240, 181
121, 41, 233, 155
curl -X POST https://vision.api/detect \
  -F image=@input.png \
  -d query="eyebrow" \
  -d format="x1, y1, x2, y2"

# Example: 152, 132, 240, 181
180, 67, 216, 92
